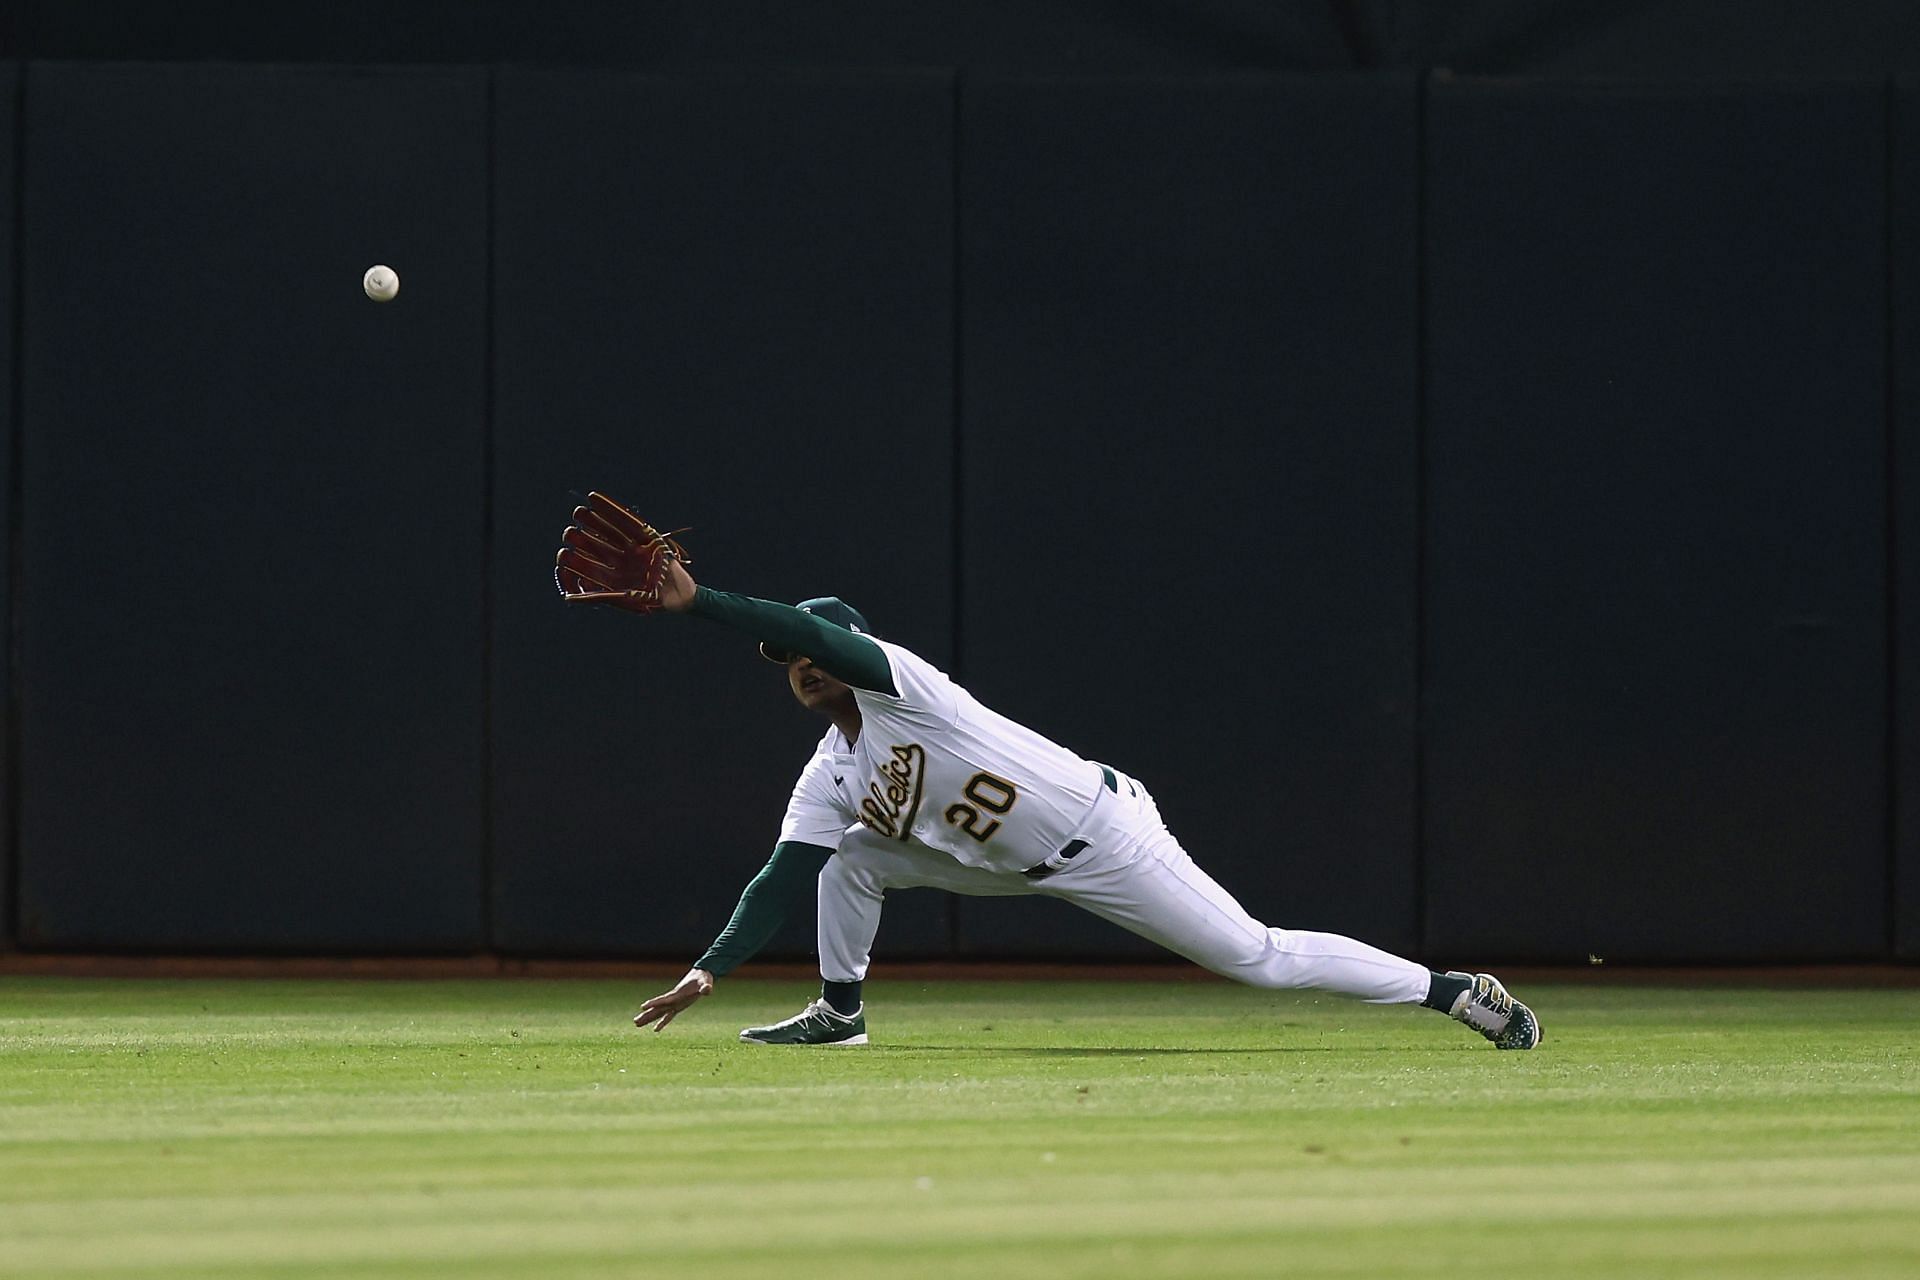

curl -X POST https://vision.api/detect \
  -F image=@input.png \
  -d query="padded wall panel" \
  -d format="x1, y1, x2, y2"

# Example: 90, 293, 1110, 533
1897, 78, 1919, 959
491, 70, 954, 957
18, 65, 489, 949
1424, 81, 1887, 960
12, 3, 1355, 72
0, 65, 14, 948
15, 2, 1920, 79
956, 77, 1420, 958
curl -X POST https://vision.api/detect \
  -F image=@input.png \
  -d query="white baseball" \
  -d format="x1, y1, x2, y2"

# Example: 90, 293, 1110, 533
363, 264, 400, 303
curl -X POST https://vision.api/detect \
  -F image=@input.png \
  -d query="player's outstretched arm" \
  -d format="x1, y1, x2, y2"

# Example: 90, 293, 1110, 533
631, 841, 835, 1033
688, 588, 895, 694
553, 493, 889, 692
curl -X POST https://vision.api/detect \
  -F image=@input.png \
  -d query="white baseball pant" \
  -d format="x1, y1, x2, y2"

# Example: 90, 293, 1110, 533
818, 768, 1430, 1004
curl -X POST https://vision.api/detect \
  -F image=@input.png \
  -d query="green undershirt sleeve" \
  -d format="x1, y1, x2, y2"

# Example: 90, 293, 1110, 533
687, 587, 896, 695
693, 841, 836, 977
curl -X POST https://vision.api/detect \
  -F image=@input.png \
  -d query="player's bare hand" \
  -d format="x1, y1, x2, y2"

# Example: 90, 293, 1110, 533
656, 557, 696, 613
634, 967, 714, 1032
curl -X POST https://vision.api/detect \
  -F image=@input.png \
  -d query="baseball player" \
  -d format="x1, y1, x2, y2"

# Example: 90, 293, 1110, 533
555, 494, 1540, 1050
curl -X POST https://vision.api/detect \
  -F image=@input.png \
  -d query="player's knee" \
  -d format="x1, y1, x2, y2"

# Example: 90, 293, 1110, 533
1219, 950, 1292, 989
1185, 930, 1298, 990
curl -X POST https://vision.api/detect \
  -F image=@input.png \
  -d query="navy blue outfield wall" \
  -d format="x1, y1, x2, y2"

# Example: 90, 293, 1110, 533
0, 64, 1913, 963
15, 65, 491, 950
10, 2, 1920, 77
955, 75, 1420, 959
0, 65, 15, 952
487, 70, 956, 959
1897, 78, 1920, 960
1421, 80, 1888, 962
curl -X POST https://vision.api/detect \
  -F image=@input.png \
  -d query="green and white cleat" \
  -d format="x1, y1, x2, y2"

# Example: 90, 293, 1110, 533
1447, 972, 1542, 1050
739, 999, 868, 1046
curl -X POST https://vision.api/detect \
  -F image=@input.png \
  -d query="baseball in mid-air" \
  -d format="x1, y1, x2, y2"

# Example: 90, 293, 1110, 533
362, 264, 400, 303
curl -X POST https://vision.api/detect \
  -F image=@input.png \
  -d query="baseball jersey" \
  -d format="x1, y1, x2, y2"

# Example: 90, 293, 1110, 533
778, 637, 1106, 874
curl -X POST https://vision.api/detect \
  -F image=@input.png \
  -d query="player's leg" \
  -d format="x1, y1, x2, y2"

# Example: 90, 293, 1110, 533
1052, 847, 1538, 1046
816, 826, 1027, 984
738, 828, 1022, 1046
1041, 777, 1540, 1047
1049, 839, 1429, 1001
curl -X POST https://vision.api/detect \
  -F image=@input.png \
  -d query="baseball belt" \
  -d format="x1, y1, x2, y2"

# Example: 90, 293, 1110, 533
1022, 766, 1120, 879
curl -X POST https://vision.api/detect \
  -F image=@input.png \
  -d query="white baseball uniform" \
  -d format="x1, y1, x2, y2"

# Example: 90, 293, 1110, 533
782, 637, 1430, 1003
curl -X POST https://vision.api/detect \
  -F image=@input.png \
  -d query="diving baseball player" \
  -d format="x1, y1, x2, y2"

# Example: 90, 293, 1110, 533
555, 493, 1541, 1050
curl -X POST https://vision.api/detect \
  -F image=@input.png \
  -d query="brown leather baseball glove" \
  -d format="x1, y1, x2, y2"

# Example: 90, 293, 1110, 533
553, 491, 692, 614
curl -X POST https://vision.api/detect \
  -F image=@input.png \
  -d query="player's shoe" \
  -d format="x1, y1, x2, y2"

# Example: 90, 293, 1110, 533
1445, 972, 1542, 1050
738, 999, 868, 1046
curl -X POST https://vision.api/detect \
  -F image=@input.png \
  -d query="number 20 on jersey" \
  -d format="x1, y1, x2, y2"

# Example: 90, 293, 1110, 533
945, 772, 1019, 842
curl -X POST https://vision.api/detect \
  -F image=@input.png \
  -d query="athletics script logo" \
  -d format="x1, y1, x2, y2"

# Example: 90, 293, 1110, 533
859, 744, 927, 838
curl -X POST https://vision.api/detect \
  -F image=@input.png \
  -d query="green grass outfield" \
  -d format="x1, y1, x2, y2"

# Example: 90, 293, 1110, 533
2, 977, 1917, 1279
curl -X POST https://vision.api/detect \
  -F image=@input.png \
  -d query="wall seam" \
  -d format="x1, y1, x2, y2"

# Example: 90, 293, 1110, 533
1412, 69, 1431, 962
4, 64, 27, 953
946, 67, 964, 960
1885, 74, 1901, 960
480, 64, 499, 956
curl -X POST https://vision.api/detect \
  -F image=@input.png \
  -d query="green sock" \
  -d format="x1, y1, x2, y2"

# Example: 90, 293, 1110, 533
1422, 970, 1470, 1013
821, 980, 862, 1016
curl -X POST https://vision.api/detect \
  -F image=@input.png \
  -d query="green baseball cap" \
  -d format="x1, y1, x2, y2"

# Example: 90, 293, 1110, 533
759, 596, 873, 663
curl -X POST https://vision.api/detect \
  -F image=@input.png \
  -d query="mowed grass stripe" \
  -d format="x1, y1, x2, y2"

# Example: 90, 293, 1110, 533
2, 978, 1917, 1279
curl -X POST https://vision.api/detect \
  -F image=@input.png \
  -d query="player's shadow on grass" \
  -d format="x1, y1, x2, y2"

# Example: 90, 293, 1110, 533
879, 1045, 1342, 1056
